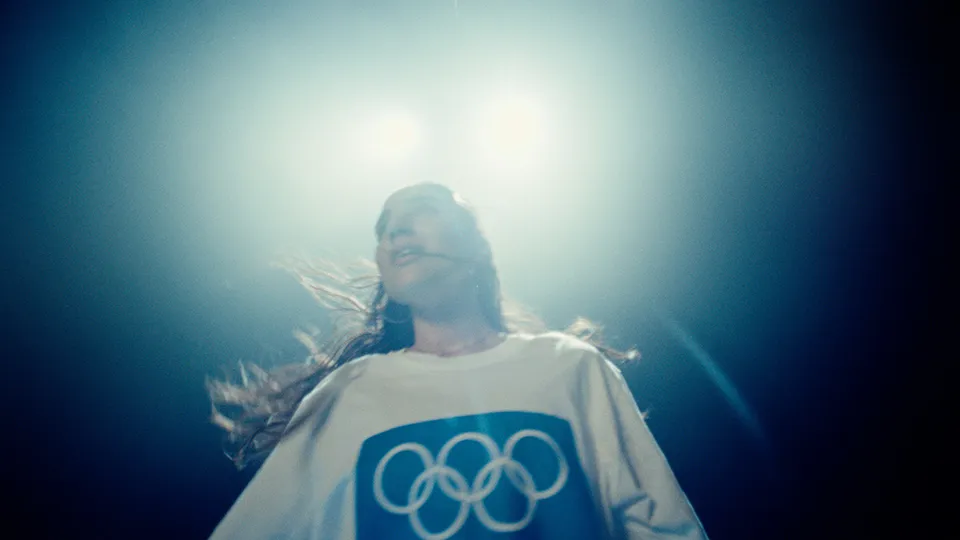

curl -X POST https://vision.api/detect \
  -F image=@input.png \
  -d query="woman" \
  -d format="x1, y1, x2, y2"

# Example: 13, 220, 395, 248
207, 183, 708, 539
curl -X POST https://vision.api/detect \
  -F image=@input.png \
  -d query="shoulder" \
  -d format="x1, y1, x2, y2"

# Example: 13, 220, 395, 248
527, 331, 629, 378
514, 332, 634, 405
514, 331, 616, 374
306, 353, 378, 396
287, 355, 376, 427
519, 330, 604, 357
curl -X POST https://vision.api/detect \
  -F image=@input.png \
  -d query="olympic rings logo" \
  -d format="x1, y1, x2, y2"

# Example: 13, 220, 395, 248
372, 429, 569, 540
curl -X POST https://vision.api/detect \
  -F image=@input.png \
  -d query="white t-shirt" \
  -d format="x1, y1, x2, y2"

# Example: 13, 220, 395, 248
210, 332, 708, 539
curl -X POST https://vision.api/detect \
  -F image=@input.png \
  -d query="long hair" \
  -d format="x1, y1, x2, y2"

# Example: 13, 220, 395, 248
206, 185, 638, 470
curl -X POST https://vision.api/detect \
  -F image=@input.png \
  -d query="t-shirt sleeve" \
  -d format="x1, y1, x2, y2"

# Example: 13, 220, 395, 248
208, 372, 346, 539
582, 353, 709, 540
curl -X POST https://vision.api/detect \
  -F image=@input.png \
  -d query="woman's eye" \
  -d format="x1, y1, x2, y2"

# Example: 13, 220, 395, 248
376, 203, 440, 242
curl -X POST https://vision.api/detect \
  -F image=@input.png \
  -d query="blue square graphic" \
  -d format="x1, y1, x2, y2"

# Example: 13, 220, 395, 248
355, 411, 604, 539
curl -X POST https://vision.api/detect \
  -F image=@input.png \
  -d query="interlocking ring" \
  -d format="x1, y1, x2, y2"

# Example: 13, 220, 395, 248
372, 430, 569, 540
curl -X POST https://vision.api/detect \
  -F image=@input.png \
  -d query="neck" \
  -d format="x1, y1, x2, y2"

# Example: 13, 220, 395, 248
409, 300, 500, 357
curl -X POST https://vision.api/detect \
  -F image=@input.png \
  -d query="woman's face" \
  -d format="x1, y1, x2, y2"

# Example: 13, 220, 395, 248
374, 185, 480, 306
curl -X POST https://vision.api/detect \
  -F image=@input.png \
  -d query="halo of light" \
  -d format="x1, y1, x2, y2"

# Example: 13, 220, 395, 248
349, 108, 425, 165
472, 90, 551, 171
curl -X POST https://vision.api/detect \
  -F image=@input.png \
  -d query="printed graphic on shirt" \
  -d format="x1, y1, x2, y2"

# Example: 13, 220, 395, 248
354, 411, 604, 539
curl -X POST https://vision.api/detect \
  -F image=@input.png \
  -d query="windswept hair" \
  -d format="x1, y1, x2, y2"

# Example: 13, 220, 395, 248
206, 186, 638, 470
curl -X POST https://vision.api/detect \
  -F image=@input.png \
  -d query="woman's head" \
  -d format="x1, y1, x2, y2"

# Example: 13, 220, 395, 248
208, 182, 635, 469
373, 183, 505, 331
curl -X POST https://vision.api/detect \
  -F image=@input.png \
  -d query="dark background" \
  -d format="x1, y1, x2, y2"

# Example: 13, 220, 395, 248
2, 1, 948, 538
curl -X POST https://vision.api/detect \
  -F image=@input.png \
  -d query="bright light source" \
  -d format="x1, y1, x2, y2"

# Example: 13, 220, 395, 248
473, 90, 551, 171
365, 109, 423, 163
488, 96, 544, 149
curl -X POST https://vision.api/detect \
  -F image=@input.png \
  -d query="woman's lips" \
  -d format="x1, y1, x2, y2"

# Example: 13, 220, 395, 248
394, 253, 422, 266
